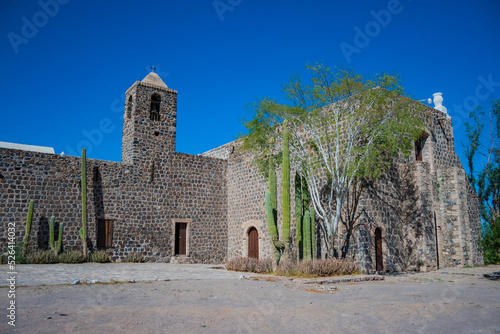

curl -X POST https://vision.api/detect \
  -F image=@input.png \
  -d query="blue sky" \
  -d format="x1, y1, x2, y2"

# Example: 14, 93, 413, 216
0, 0, 499, 166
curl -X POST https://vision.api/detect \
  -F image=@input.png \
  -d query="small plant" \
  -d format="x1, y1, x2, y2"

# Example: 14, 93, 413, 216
88, 250, 111, 263
25, 250, 58, 264
125, 252, 145, 263
58, 250, 85, 263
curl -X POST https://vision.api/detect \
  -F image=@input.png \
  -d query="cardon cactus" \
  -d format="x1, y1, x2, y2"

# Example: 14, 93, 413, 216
80, 148, 88, 259
269, 156, 277, 224
295, 172, 303, 260
295, 173, 315, 260
265, 190, 281, 264
310, 206, 316, 259
57, 222, 64, 255
282, 119, 291, 258
49, 216, 63, 255
303, 210, 312, 260
49, 216, 55, 252
22, 200, 34, 257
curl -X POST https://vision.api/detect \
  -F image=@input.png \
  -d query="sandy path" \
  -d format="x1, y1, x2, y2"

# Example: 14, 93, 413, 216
1, 265, 499, 333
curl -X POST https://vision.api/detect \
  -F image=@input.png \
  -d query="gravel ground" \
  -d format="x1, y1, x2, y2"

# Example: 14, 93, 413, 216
1, 265, 499, 333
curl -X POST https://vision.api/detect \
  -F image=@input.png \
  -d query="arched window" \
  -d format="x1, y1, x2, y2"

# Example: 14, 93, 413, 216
150, 94, 161, 121
126, 96, 133, 119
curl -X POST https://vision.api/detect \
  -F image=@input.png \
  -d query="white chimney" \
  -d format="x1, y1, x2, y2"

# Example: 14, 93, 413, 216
433, 92, 450, 118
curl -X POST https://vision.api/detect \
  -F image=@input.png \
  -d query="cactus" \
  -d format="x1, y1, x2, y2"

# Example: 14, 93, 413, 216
295, 172, 303, 260
80, 148, 88, 259
49, 216, 63, 256
265, 191, 281, 264
303, 210, 311, 260
282, 119, 291, 259
310, 206, 316, 259
57, 222, 63, 255
22, 200, 34, 257
49, 216, 55, 252
264, 120, 292, 264
269, 156, 277, 224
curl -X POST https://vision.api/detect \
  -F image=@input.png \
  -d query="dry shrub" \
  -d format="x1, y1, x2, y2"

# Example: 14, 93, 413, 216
25, 250, 58, 264
58, 250, 86, 263
88, 250, 111, 263
226, 257, 360, 277
276, 258, 361, 277
225, 257, 273, 273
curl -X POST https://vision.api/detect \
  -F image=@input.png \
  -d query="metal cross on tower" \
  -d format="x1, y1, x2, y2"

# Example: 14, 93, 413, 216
150, 66, 156, 72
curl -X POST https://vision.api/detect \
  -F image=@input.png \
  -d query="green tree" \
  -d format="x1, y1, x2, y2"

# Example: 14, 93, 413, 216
464, 99, 500, 264
241, 64, 424, 258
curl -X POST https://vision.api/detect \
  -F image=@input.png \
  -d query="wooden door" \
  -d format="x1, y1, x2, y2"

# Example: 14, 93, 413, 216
248, 227, 259, 259
175, 223, 187, 255
97, 219, 113, 249
375, 228, 383, 271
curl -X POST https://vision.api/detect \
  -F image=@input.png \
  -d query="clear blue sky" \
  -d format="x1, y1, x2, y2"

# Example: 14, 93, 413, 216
1, 0, 499, 165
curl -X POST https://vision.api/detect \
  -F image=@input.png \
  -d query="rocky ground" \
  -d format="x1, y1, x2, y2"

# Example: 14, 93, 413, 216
1, 264, 499, 333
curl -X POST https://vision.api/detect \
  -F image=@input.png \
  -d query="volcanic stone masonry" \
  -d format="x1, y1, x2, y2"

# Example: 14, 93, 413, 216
0, 72, 483, 271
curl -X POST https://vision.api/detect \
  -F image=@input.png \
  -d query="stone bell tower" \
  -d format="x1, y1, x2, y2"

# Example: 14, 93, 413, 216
121, 71, 177, 165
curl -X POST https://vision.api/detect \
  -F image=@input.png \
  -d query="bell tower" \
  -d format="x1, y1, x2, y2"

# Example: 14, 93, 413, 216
121, 71, 177, 165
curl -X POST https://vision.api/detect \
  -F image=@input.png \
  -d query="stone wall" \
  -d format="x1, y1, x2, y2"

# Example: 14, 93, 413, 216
0, 148, 228, 263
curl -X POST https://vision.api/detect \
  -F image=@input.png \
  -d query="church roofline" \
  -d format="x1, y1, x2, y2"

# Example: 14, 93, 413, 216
125, 81, 178, 95
0, 141, 55, 154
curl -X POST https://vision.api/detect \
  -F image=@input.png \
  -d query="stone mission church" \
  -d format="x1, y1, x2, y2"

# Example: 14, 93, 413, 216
0, 72, 484, 272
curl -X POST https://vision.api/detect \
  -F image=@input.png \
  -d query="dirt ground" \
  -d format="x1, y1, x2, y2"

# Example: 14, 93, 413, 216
1, 265, 500, 334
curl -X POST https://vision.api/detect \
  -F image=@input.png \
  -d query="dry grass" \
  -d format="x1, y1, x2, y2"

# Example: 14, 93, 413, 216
88, 250, 111, 263
275, 258, 361, 278
225, 257, 273, 273
226, 256, 361, 277
25, 250, 58, 264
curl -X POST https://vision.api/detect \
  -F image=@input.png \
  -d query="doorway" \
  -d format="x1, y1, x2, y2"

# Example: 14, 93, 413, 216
375, 228, 383, 271
175, 222, 187, 255
97, 219, 113, 249
248, 227, 259, 259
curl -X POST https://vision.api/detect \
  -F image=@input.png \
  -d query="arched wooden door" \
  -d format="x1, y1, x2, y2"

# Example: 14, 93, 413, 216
248, 227, 259, 259
375, 228, 383, 271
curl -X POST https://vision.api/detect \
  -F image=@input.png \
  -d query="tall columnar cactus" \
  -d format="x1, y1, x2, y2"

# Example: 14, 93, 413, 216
57, 222, 64, 255
282, 119, 291, 258
310, 206, 316, 259
295, 173, 316, 261
303, 210, 312, 260
22, 200, 34, 257
265, 190, 281, 264
80, 148, 88, 259
269, 156, 277, 224
49, 216, 55, 252
295, 172, 303, 260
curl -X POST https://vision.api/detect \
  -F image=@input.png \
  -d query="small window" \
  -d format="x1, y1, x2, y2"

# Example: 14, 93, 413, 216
150, 94, 161, 121
97, 219, 114, 249
126, 96, 133, 119
415, 133, 428, 162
